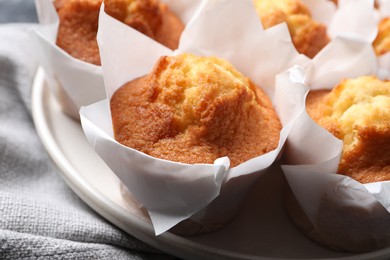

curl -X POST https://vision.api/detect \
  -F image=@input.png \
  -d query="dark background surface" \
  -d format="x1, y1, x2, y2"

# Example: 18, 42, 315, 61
0, 0, 38, 23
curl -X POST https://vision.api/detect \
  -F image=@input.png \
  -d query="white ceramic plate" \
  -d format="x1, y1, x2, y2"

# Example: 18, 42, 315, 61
31, 68, 390, 260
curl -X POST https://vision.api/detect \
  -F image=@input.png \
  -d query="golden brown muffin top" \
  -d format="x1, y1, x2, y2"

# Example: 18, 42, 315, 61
105, 0, 164, 41
111, 53, 282, 167
306, 76, 390, 183
55, 0, 183, 65
253, 0, 329, 58
373, 17, 390, 56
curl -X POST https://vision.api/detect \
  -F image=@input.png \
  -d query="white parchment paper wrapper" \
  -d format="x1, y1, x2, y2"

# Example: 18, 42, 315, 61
327, 0, 378, 42
299, 0, 378, 55
280, 37, 390, 251
378, 53, 390, 80
80, 0, 309, 235
32, 0, 202, 119
378, 0, 390, 17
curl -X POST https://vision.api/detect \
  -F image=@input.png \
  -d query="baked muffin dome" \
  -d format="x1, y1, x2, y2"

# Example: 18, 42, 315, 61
253, 0, 329, 58
373, 17, 390, 56
306, 76, 390, 183
110, 53, 282, 167
55, 0, 184, 65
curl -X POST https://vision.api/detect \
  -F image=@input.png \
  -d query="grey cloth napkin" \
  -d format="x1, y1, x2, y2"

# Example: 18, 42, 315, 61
0, 2, 175, 260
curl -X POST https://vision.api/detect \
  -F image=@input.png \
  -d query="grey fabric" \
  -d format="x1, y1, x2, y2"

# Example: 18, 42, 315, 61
0, 3, 176, 260
0, 0, 38, 23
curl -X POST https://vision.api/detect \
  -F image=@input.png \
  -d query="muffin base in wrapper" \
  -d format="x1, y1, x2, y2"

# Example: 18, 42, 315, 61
169, 168, 264, 236
285, 185, 390, 252
80, 0, 309, 235
33, 0, 105, 121
280, 37, 390, 252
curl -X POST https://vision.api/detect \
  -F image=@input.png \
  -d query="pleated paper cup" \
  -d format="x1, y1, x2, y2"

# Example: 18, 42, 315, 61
80, 0, 309, 235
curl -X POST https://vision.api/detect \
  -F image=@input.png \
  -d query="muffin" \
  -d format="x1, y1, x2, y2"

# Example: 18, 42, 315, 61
373, 17, 390, 56
306, 76, 390, 183
55, 0, 184, 66
110, 53, 282, 167
253, 0, 330, 58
